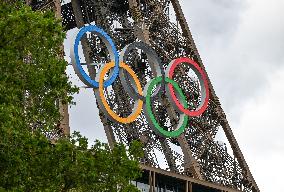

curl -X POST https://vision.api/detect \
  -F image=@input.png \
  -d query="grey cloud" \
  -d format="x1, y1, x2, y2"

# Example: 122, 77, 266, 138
179, 2, 284, 190
180, 0, 284, 122
180, 0, 245, 47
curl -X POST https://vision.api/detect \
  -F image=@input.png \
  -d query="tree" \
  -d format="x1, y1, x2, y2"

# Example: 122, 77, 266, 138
0, 2, 142, 191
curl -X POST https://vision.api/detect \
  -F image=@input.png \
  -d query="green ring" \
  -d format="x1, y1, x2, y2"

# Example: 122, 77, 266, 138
145, 77, 189, 138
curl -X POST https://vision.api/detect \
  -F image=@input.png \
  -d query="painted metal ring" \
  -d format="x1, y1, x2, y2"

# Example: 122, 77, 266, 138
94, 61, 143, 124
71, 25, 211, 138
71, 25, 119, 88
166, 57, 209, 116
119, 41, 165, 101
144, 76, 189, 138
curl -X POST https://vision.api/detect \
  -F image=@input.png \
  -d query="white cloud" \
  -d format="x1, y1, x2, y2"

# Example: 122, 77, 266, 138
181, 0, 284, 118
181, 0, 284, 191
232, 66, 284, 192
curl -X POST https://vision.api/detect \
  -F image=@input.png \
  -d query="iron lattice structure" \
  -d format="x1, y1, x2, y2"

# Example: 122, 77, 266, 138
29, 0, 259, 191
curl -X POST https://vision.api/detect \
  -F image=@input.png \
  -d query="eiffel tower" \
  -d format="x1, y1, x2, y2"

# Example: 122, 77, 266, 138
28, 0, 259, 191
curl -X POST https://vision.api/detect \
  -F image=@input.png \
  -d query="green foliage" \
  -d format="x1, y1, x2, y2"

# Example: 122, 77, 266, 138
0, 1, 77, 131
0, 2, 142, 191
0, 131, 142, 191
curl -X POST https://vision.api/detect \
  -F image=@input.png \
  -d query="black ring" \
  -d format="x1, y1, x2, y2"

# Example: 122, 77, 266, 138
119, 41, 165, 101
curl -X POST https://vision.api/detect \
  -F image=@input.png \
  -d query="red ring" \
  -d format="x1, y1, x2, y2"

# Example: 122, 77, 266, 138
168, 57, 209, 116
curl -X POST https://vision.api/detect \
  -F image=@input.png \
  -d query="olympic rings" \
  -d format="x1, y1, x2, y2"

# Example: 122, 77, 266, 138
71, 25, 119, 88
144, 77, 189, 138
166, 57, 210, 116
119, 42, 165, 101
94, 61, 143, 124
71, 24, 210, 138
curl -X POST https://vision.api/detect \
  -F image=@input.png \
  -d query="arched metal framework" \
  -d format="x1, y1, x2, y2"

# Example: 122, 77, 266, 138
29, 0, 260, 191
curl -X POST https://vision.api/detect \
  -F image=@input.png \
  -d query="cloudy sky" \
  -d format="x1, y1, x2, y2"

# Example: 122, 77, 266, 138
179, 0, 284, 191
64, 0, 284, 191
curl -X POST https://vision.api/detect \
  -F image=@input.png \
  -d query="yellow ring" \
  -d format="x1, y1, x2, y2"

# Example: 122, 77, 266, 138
99, 61, 143, 123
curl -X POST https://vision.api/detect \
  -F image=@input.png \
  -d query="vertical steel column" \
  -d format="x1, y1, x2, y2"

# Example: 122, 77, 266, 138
54, 0, 71, 135
177, 134, 202, 179
149, 170, 153, 192
189, 181, 193, 192
153, 171, 156, 192
59, 102, 70, 135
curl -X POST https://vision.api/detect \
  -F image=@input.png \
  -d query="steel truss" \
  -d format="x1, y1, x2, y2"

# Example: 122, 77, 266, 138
29, 0, 259, 191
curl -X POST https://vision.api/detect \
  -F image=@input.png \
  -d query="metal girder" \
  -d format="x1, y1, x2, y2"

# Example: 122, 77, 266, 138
141, 164, 243, 192
60, 0, 260, 191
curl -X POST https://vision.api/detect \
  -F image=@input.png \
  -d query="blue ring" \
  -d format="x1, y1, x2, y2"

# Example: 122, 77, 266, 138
73, 25, 119, 88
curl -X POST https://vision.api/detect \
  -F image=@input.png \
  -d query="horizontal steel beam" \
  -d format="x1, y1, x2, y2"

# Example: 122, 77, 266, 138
140, 164, 242, 192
